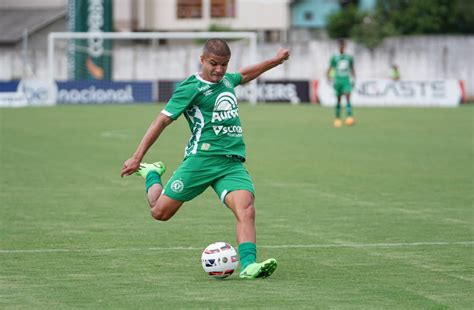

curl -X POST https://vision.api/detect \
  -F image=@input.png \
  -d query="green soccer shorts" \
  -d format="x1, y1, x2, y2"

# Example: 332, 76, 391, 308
162, 155, 255, 204
333, 77, 352, 96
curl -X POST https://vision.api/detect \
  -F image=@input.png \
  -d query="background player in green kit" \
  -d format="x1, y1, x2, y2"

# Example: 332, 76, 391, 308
327, 39, 356, 127
121, 39, 290, 279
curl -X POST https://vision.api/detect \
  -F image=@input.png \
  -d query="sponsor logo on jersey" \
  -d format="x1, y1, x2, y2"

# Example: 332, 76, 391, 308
212, 109, 239, 122
198, 84, 210, 92
212, 92, 239, 122
212, 125, 242, 136
211, 92, 242, 136
337, 59, 350, 71
223, 78, 232, 88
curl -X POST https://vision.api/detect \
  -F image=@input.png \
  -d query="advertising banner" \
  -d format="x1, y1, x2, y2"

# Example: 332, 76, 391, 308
17, 79, 58, 105
316, 79, 462, 107
0, 92, 28, 108
56, 81, 154, 104
157, 80, 310, 104
0, 80, 56, 106
236, 80, 310, 104
0, 81, 20, 92
68, 0, 113, 80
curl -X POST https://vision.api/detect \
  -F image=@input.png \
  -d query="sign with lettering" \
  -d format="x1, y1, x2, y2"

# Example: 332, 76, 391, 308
316, 79, 462, 107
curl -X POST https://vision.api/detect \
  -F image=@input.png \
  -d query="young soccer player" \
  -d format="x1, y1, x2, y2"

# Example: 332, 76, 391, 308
121, 39, 290, 279
327, 39, 356, 127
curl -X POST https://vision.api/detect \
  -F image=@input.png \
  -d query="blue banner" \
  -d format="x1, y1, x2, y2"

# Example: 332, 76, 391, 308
0, 81, 20, 92
56, 81, 154, 104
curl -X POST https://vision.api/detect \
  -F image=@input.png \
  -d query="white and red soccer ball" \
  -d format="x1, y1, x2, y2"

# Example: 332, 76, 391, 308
201, 242, 238, 279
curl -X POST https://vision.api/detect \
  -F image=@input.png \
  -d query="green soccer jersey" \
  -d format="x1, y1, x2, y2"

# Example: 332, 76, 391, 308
330, 54, 353, 79
162, 72, 246, 160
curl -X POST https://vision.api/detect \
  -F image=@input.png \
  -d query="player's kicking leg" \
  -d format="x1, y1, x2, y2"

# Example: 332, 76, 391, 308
239, 258, 278, 279
224, 190, 278, 279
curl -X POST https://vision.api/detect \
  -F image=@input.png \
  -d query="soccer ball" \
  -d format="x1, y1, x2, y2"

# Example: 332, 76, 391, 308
201, 242, 238, 279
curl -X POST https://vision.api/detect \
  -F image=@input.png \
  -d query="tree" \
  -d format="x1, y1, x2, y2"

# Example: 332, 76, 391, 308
449, 0, 474, 33
326, 0, 474, 49
376, 0, 457, 34
326, 5, 362, 39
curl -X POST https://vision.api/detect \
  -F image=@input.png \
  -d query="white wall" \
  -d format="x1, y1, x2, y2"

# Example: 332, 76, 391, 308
146, 0, 290, 31
2, 35, 474, 98
231, 0, 290, 30
114, 0, 133, 31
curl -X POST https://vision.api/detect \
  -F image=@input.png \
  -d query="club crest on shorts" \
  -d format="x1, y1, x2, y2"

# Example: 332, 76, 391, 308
171, 180, 184, 193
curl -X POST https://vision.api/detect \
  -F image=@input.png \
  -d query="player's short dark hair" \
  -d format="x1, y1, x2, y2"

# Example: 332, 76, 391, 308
203, 39, 231, 57
338, 39, 345, 46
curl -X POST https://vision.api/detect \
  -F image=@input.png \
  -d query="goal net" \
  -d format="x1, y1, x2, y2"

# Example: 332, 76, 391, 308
47, 32, 258, 104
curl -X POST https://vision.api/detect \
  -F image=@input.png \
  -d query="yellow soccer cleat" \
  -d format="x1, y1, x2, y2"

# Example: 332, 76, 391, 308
239, 258, 278, 279
333, 118, 343, 128
134, 161, 166, 178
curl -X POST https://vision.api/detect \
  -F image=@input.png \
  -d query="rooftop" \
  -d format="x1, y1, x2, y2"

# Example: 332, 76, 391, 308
0, 8, 65, 45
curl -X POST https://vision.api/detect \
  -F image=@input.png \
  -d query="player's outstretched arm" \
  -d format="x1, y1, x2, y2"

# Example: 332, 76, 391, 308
326, 67, 332, 81
121, 113, 173, 177
239, 48, 290, 85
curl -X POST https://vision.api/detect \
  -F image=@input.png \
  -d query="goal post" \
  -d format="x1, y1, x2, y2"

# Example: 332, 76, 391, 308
47, 31, 258, 104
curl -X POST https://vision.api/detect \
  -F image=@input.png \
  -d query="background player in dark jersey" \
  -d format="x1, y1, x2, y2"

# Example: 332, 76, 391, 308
121, 39, 290, 279
327, 39, 356, 127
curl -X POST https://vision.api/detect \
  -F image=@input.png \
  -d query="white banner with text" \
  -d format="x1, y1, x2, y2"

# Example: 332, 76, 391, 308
316, 79, 462, 107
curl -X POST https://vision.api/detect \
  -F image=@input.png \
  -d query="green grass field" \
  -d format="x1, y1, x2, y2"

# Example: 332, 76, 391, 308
1, 104, 473, 309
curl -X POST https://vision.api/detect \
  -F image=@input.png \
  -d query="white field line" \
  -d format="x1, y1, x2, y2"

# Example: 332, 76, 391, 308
0, 241, 472, 254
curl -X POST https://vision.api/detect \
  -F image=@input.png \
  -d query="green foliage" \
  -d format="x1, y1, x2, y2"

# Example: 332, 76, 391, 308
326, 5, 363, 38
376, 0, 457, 34
350, 15, 397, 49
327, 0, 474, 49
449, 0, 474, 33
195, 23, 236, 44
208, 23, 234, 32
